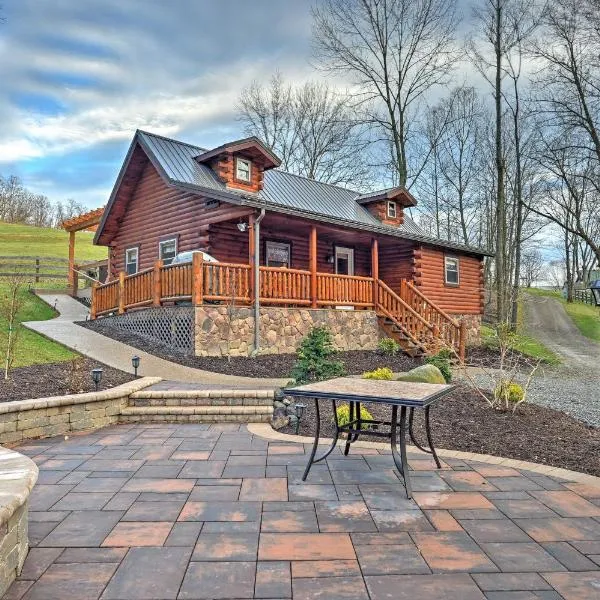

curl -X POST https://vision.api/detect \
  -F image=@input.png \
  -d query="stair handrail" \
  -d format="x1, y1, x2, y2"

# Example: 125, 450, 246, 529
401, 280, 460, 327
377, 279, 436, 332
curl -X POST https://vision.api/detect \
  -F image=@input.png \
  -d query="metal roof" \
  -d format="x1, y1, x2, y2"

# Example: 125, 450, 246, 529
132, 130, 490, 256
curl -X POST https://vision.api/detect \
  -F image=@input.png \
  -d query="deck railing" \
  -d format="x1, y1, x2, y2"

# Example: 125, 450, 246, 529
91, 255, 465, 358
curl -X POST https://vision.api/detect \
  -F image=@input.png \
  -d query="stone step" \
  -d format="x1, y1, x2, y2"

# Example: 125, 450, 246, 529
120, 405, 273, 424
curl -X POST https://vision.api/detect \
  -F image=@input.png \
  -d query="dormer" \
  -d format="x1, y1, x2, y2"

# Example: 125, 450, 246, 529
195, 137, 281, 193
356, 187, 417, 227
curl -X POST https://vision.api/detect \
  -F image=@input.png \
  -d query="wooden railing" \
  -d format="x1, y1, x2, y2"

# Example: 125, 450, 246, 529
90, 256, 465, 359
260, 266, 311, 305
317, 273, 374, 307
399, 279, 465, 358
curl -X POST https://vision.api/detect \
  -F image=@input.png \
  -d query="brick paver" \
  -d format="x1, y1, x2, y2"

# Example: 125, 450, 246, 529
6, 423, 600, 599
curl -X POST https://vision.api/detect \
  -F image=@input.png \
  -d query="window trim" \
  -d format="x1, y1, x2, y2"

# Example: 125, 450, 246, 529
158, 236, 178, 265
334, 245, 355, 276
444, 255, 460, 286
125, 246, 139, 275
264, 239, 292, 268
235, 156, 252, 183
387, 201, 397, 219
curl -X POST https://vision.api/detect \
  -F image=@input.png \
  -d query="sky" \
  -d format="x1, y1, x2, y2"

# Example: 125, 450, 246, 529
0, 0, 318, 208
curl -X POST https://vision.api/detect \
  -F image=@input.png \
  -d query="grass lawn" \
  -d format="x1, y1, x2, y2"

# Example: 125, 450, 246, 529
0, 284, 78, 369
524, 287, 600, 344
480, 324, 560, 365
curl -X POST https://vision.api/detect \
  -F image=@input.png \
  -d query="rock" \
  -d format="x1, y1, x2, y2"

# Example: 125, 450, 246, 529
288, 415, 299, 427
396, 364, 446, 384
272, 415, 290, 430
273, 401, 286, 410
285, 406, 297, 416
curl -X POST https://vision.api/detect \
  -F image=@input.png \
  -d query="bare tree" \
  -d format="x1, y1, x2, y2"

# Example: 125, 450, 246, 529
312, 0, 459, 188
520, 247, 544, 287
238, 74, 370, 188
0, 272, 26, 380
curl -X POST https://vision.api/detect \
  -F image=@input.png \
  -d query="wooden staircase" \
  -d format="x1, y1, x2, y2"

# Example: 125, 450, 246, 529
375, 279, 466, 360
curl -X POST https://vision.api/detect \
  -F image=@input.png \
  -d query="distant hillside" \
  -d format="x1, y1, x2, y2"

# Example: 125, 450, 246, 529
0, 222, 107, 261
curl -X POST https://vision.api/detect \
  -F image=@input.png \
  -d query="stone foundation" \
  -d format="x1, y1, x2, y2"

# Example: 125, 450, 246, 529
194, 306, 380, 357
454, 313, 482, 345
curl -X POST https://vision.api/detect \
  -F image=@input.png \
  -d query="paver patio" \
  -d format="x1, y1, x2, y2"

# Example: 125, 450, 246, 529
5, 423, 600, 599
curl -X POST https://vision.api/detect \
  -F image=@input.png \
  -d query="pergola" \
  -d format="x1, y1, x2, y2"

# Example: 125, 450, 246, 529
61, 207, 105, 292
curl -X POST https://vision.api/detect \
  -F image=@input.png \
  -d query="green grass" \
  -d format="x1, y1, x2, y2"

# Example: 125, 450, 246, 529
524, 287, 600, 343
480, 324, 560, 365
0, 222, 107, 262
0, 221, 103, 370
0, 284, 77, 369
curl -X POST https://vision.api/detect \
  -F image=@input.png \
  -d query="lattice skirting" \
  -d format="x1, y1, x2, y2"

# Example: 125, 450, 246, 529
94, 306, 195, 354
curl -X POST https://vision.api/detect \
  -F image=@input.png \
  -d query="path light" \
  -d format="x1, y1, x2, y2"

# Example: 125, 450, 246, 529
294, 403, 306, 435
590, 280, 600, 306
91, 368, 103, 392
131, 355, 140, 377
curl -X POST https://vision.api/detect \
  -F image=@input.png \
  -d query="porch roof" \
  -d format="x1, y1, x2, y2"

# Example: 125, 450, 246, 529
95, 130, 492, 256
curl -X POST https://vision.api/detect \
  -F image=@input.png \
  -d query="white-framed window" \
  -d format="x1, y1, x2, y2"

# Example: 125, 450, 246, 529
159, 238, 177, 265
387, 201, 397, 218
265, 240, 291, 268
235, 157, 252, 182
125, 247, 139, 275
445, 256, 460, 285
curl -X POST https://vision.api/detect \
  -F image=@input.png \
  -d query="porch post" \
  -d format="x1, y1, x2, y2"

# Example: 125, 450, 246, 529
310, 225, 317, 308
118, 271, 125, 314
153, 260, 163, 307
248, 214, 255, 301
68, 230, 75, 293
192, 253, 204, 305
371, 238, 379, 308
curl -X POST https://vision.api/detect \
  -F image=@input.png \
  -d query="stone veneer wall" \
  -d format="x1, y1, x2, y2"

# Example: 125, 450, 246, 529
0, 378, 162, 447
195, 306, 380, 357
0, 447, 38, 597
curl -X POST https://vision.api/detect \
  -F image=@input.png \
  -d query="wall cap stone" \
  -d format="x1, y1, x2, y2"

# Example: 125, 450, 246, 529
0, 446, 38, 528
0, 377, 162, 416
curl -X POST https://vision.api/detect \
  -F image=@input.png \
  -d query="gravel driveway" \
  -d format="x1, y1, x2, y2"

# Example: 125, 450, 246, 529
461, 293, 600, 427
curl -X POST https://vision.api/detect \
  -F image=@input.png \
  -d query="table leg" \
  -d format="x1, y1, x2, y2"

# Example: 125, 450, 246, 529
343, 400, 354, 456
408, 406, 441, 469
390, 405, 412, 499
302, 399, 340, 482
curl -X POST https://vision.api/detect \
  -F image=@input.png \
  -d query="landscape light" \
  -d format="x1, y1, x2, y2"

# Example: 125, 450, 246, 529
131, 355, 140, 377
294, 403, 306, 435
91, 368, 103, 392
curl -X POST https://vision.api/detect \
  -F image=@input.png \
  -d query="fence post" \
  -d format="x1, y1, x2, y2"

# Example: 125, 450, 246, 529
118, 271, 126, 314
192, 253, 204, 305
153, 260, 163, 307
90, 282, 97, 320
35, 257, 40, 283
459, 319, 467, 363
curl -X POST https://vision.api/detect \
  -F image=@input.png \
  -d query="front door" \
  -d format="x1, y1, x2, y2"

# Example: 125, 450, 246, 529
335, 246, 354, 276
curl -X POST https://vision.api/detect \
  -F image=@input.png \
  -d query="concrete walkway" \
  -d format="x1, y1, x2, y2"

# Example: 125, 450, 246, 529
24, 294, 287, 388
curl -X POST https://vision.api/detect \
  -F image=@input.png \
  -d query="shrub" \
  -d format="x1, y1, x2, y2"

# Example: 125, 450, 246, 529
291, 326, 346, 384
425, 351, 452, 383
378, 337, 401, 356
362, 367, 393, 380
494, 380, 525, 404
335, 403, 373, 429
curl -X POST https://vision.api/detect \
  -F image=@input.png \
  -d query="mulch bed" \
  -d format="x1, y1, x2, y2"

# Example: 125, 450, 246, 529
78, 320, 423, 378
281, 384, 600, 477
0, 358, 135, 403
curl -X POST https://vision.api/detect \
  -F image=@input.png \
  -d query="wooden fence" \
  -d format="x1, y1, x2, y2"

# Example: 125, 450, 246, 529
573, 288, 595, 305
0, 256, 69, 282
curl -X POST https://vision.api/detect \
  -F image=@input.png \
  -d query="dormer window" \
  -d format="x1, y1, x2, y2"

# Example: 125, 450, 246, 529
235, 157, 252, 183
387, 201, 397, 218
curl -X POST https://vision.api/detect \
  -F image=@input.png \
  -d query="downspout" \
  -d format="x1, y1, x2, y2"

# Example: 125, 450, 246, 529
252, 208, 266, 355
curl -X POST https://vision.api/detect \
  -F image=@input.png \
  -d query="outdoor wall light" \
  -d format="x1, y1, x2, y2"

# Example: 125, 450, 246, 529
237, 221, 249, 232
91, 368, 103, 392
325, 254, 334, 264
294, 403, 306, 435
131, 355, 140, 377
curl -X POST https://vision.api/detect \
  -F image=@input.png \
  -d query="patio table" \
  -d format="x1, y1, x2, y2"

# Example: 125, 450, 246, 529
285, 377, 455, 498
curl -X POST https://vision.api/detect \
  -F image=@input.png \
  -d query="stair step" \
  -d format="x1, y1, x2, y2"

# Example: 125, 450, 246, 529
120, 405, 273, 424
129, 397, 273, 407
130, 389, 275, 400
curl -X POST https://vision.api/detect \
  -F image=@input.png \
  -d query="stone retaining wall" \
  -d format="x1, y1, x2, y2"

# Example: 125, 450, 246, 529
0, 378, 162, 447
0, 447, 38, 597
195, 306, 380, 357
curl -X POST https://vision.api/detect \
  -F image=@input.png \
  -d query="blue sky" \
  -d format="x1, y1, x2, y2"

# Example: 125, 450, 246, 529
0, 0, 316, 208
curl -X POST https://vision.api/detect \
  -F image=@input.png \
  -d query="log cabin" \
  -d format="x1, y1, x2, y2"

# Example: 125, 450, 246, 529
91, 130, 491, 359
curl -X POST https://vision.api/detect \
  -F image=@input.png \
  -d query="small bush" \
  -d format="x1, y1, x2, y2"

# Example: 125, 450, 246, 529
425, 352, 452, 383
335, 403, 374, 429
494, 380, 525, 404
291, 326, 346, 384
378, 337, 401, 356
362, 367, 393, 380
